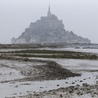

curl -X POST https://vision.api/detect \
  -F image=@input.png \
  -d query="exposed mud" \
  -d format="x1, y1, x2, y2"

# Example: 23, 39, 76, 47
15, 83, 98, 98
0, 47, 98, 98
0, 58, 79, 83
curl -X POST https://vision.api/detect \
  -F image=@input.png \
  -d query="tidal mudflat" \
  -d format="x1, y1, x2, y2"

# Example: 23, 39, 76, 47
0, 46, 98, 98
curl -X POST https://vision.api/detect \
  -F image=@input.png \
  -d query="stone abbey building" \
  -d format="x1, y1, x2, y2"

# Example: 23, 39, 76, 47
11, 6, 90, 44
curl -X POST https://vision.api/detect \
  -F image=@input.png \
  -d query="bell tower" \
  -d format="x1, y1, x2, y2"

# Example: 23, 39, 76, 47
47, 4, 51, 16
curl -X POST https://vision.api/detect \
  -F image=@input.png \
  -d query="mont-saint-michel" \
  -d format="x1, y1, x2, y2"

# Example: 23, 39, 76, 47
11, 6, 90, 44
1, 0, 98, 98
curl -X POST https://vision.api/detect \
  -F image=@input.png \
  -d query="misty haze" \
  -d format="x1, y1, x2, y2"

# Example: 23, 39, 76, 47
0, 0, 98, 44
0, 0, 98, 98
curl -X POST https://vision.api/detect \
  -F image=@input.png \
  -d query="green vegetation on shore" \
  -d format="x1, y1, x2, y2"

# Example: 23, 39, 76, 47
0, 49, 97, 60
14, 53, 97, 60
12, 49, 98, 60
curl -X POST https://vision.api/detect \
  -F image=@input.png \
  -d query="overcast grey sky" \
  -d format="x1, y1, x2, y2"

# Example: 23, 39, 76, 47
0, 0, 98, 44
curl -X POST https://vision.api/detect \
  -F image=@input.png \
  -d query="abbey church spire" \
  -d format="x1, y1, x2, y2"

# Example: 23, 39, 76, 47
47, 4, 51, 16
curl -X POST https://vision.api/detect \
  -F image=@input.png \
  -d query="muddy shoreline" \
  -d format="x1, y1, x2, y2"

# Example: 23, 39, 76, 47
0, 47, 98, 98
15, 83, 98, 98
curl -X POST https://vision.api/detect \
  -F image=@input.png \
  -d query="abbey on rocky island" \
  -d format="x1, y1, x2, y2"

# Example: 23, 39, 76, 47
11, 6, 90, 44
